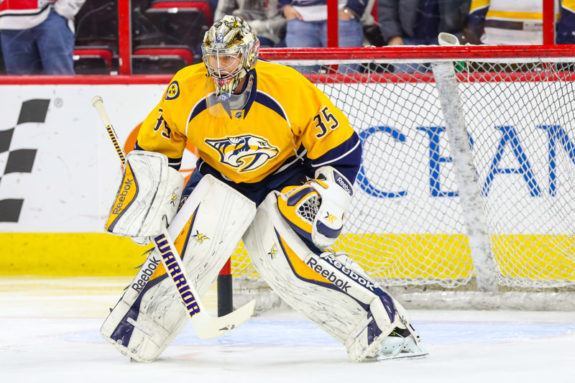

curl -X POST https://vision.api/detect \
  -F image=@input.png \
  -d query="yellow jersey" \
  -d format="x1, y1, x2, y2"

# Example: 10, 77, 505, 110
136, 60, 361, 197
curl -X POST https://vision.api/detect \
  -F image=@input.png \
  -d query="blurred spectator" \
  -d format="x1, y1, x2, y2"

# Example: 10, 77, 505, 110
466, 0, 575, 45
557, 2, 575, 43
281, 0, 367, 73
378, 0, 470, 72
361, 0, 387, 46
0, 0, 85, 75
378, 0, 470, 45
215, 0, 286, 47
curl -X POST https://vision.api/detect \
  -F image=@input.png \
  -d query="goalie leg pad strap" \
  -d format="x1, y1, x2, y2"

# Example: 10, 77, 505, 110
101, 174, 257, 362
243, 192, 416, 362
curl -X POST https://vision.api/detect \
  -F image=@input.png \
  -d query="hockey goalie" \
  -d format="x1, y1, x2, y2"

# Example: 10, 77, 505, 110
100, 15, 427, 362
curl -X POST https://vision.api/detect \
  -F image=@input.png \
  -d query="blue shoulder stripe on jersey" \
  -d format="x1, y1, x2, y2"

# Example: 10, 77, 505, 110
311, 132, 362, 183
242, 70, 258, 117
189, 99, 208, 122
134, 142, 182, 170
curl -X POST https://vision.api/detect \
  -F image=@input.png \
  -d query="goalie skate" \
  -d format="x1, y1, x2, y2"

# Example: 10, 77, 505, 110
367, 326, 428, 361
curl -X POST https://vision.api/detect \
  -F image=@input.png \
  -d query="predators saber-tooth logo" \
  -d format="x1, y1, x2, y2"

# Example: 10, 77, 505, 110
205, 134, 279, 172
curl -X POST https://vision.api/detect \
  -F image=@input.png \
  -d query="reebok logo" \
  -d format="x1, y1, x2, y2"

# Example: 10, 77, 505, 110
0, 99, 50, 223
131, 254, 161, 292
112, 177, 134, 214
318, 253, 376, 292
334, 173, 353, 196
306, 257, 351, 292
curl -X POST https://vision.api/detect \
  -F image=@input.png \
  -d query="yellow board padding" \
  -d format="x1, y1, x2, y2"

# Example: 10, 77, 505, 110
493, 234, 575, 280
232, 233, 575, 281
2, 233, 574, 281
0, 233, 151, 276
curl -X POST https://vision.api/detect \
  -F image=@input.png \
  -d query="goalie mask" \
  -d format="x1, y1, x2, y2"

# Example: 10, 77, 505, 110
202, 15, 260, 101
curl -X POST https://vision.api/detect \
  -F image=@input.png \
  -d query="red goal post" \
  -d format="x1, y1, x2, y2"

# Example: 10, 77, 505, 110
231, 44, 575, 311
260, 45, 575, 61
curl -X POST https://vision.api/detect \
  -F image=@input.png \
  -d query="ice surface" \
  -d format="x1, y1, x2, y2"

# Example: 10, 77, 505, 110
1, 278, 574, 383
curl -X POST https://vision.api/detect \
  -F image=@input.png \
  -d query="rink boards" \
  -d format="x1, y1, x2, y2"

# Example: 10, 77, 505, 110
0, 82, 573, 280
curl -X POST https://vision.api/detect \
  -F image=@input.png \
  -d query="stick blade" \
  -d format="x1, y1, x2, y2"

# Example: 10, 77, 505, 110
192, 299, 256, 339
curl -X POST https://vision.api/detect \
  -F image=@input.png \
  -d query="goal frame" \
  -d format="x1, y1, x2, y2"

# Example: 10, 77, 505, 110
260, 45, 575, 62
232, 44, 575, 311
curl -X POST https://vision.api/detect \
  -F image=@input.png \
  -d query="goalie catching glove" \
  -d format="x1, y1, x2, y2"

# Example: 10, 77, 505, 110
278, 166, 353, 249
105, 150, 184, 245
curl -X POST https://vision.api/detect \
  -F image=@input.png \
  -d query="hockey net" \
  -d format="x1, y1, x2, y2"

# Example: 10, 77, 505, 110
230, 43, 575, 309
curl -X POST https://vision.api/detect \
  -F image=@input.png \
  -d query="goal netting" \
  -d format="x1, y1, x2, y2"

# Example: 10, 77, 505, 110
230, 42, 575, 310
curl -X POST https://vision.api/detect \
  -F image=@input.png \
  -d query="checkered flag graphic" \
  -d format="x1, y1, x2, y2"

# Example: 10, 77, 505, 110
0, 99, 50, 223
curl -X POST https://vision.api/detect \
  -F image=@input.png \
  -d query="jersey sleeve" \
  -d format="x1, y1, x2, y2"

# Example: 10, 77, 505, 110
310, 131, 362, 184
135, 81, 188, 169
296, 82, 362, 184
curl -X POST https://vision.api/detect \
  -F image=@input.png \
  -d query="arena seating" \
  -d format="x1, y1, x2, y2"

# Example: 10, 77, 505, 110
72, 0, 211, 74
74, 1, 119, 74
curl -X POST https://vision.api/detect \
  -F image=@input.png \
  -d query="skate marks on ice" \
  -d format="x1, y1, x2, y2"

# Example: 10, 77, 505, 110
1, 278, 575, 382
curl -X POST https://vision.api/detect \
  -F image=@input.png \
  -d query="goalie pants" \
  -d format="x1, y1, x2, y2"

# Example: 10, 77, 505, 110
188, 161, 310, 205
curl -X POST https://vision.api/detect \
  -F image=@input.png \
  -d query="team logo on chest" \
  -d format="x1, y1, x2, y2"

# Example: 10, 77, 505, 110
205, 134, 279, 172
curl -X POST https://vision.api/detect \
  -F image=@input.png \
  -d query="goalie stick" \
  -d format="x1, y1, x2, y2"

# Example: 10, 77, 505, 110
91, 95, 255, 339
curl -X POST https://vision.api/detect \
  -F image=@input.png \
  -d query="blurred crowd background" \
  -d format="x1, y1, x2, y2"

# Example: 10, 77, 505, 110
0, 0, 573, 75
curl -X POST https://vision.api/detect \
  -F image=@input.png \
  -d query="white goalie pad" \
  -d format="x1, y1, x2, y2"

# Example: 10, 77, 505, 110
101, 174, 257, 362
105, 150, 184, 241
244, 191, 426, 362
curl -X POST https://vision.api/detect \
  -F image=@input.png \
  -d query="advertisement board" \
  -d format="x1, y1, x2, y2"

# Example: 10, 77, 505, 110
1, 82, 574, 276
